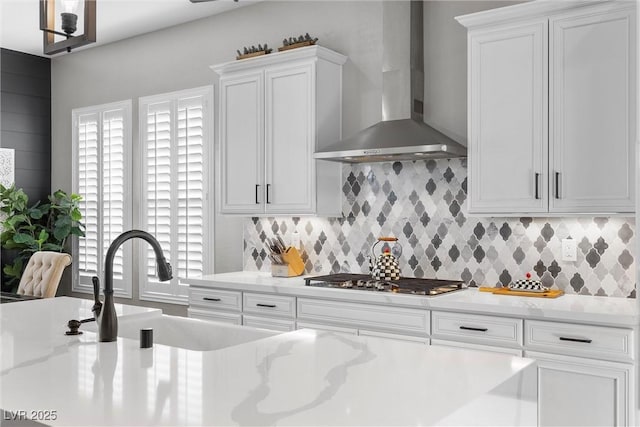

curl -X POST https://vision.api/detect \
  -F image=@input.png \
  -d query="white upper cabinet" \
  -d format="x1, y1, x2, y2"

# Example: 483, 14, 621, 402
213, 46, 347, 216
264, 63, 314, 213
468, 21, 548, 214
458, 1, 636, 215
550, 6, 636, 213
219, 71, 264, 214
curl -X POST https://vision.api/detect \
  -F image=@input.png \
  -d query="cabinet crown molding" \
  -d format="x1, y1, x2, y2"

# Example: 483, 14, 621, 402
211, 45, 347, 75
455, 0, 633, 29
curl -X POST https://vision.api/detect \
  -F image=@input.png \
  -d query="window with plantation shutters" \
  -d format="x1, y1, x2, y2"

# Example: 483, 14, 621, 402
72, 101, 133, 297
139, 86, 213, 304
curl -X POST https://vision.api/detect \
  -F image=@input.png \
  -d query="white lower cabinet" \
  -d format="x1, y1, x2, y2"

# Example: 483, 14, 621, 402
243, 314, 296, 332
187, 307, 242, 325
431, 311, 523, 349
524, 320, 635, 426
296, 297, 430, 342
525, 319, 634, 363
430, 312, 635, 426
359, 329, 429, 344
187, 287, 243, 325
189, 285, 635, 426
242, 293, 296, 319
296, 321, 358, 336
431, 338, 521, 356
526, 350, 634, 427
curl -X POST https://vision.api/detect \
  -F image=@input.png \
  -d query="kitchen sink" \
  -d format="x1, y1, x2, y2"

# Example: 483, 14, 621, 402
84, 314, 279, 351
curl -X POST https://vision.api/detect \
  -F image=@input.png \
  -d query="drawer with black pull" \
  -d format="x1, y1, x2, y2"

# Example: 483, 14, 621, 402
431, 311, 523, 348
243, 292, 296, 318
525, 320, 634, 362
188, 287, 242, 312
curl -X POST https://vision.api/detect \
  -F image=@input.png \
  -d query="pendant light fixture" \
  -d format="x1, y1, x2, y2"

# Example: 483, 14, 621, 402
40, 0, 96, 55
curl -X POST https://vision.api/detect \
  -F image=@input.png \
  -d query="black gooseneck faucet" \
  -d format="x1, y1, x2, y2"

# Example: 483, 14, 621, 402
92, 230, 172, 342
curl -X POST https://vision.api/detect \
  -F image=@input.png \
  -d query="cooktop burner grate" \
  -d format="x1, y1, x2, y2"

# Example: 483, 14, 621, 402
304, 273, 465, 296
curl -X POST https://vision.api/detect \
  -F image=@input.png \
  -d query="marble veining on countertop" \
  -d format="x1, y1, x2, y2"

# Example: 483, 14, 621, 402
185, 272, 640, 327
0, 297, 536, 426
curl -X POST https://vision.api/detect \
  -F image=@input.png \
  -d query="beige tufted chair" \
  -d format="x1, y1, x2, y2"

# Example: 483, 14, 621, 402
16, 251, 72, 298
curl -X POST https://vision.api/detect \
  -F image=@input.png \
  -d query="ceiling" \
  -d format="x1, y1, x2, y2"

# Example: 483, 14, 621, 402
0, 0, 259, 57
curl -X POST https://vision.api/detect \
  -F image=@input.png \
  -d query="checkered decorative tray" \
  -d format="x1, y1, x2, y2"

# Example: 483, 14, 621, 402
508, 280, 549, 293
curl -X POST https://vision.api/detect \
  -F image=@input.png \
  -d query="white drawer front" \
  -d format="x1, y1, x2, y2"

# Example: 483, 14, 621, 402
189, 287, 242, 312
243, 315, 296, 332
243, 293, 296, 318
296, 321, 358, 336
360, 329, 429, 344
431, 338, 522, 356
187, 307, 242, 325
525, 320, 634, 362
297, 298, 430, 336
431, 311, 523, 348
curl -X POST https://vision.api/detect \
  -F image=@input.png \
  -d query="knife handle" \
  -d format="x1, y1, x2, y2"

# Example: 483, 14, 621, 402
377, 237, 398, 242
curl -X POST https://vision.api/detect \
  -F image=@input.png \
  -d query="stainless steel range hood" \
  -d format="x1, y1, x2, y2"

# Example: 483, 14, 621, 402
314, 0, 467, 163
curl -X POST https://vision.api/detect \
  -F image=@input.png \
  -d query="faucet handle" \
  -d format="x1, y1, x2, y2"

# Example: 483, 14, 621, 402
91, 276, 102, 316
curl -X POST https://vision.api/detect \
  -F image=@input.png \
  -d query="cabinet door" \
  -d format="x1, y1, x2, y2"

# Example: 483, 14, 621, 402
526, 351, 633, 427
264, 62, 315, 213
550, 6, 636, 212
468, 21, 548, 214
219, 71, 264, 214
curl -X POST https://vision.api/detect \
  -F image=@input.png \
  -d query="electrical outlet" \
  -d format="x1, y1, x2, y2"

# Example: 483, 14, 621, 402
562, 239, 577, 262
291, 231, 301, 249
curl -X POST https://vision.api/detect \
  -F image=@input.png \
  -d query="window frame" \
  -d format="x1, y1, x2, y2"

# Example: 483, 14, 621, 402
137, 86, 215, 305
71, 100, 133, 298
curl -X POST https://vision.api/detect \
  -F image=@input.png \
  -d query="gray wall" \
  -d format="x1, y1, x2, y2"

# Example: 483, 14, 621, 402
51, 0, 523, 314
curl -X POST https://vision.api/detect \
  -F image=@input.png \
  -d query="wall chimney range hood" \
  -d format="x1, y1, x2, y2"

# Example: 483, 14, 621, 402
315, 1, 467, 163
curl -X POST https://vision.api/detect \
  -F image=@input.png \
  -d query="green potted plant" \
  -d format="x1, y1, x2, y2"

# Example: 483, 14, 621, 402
0, 185, 85, 292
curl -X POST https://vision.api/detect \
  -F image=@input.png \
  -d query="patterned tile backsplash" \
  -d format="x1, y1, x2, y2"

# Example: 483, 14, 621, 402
244, 159, 636, 298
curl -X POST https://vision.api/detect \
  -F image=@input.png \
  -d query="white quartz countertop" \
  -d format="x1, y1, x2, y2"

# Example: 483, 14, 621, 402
185, 272, 640, 327
0, 297, 161, 372
0, 297, 536, 426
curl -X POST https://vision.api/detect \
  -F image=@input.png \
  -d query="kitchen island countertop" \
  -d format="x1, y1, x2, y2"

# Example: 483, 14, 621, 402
0, 296, 536, 426
186, 271, 640, 327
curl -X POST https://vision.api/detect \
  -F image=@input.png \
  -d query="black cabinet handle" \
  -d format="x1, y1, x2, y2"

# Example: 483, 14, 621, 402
559, 336, 592, 344
255, 184, 260, 204
459, 326, 488, 332
256, 303, 276, 308
555, 172, 561, 199
266, 184, 271, 204
203, 297, 221, 302
535, 172, 540, 199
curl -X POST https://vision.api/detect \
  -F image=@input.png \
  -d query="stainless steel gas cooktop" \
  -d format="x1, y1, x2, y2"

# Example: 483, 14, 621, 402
304, 273, 464, 296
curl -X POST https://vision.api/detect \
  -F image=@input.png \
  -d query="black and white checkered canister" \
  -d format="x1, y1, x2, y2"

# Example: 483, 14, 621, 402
371, 254, 401, 281
509, 279, 548, 292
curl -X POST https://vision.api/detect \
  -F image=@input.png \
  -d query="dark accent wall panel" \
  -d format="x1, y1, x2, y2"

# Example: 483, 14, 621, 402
0, 48, 51, 203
